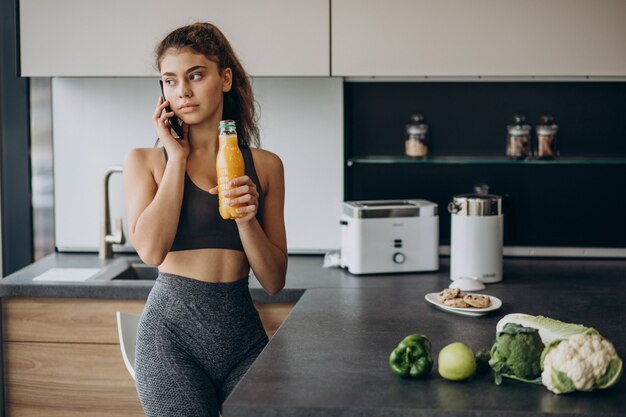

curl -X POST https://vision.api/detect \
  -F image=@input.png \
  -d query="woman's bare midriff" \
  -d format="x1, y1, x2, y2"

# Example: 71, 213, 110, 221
158, 248, 250, 282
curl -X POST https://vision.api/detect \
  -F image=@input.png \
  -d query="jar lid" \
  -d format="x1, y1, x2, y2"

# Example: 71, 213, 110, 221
448, 194, 502, 216
507, 114, 531, 136
219, 120, 236, 129
406, 114, 429, 135
536, 114, 559, 135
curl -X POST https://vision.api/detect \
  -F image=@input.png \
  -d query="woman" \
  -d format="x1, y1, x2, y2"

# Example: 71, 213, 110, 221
123, 22, 287, 417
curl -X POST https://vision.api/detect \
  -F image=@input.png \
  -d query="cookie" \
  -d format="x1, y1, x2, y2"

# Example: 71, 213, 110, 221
437, 288, 462, 303
443, 298, 470, 308
463, 294, 491, 308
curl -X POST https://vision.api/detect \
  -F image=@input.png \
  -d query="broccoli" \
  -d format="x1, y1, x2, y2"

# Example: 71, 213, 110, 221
488, 323, 545, 385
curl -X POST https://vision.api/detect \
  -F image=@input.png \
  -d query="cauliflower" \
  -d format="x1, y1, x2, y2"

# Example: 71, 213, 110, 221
541, 333, 623, 394
495, 313, 623, 394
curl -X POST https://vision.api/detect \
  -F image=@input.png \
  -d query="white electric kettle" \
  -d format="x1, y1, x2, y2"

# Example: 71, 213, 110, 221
448, 194, 503, 283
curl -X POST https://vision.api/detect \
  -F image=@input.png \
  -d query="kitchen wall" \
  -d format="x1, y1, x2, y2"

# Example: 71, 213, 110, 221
30, 78, 55, 261
0, 183, 3, 276
52, 77, 343, 254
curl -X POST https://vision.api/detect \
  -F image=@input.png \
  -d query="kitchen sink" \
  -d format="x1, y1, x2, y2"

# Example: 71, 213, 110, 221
91, 257, 159, 281
112, 262, 159, 280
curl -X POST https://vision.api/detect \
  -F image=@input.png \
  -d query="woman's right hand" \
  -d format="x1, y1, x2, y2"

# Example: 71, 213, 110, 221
153, 96, 190, 163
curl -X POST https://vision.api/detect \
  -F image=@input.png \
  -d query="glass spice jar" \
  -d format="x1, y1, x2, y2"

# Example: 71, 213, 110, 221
506, 114, 531, 160
535, 114, 559, 159
405, 114, 429, 158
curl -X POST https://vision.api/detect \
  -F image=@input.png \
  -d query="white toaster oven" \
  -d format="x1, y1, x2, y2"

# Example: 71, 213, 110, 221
340, 199, 439, 275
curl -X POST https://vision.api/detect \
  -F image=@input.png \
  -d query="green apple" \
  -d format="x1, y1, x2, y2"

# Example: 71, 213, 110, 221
438, 342, 477, 381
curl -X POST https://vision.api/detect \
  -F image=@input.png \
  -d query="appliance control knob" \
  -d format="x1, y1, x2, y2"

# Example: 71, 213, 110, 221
393, 252, 405, 264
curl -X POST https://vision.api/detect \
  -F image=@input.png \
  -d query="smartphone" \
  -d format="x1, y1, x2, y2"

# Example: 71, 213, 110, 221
159, 80, 184, 139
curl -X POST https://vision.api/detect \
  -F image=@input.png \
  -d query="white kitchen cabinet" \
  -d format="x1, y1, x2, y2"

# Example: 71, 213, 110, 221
20, 0, 329, 76
332, 0, 626, 77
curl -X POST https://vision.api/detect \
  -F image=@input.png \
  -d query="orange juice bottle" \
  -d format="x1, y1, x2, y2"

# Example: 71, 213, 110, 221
217, 120, 245, 219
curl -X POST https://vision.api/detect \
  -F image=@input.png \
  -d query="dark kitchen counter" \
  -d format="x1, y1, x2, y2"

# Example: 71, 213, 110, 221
0, 252, 310, 302
1, 253, 625, 416
224, 257, 626, 417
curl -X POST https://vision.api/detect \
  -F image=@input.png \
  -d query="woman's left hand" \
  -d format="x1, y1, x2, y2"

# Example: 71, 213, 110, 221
209, 175, 259, 224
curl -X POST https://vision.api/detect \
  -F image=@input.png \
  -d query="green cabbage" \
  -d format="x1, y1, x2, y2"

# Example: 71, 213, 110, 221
496, 313, 598, 345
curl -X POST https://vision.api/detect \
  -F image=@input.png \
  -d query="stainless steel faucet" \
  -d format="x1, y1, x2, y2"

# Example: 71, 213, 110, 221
99, 165, 126, 259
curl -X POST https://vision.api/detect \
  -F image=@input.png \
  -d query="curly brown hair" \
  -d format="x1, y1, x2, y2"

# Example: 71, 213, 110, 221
155, 22, 260, 148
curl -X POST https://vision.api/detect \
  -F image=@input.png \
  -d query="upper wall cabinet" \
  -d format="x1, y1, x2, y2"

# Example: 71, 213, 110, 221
20, 0, 329, 77
331, 0, 626, 77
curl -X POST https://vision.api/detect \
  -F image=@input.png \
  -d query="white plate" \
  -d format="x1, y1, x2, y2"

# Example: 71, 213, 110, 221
424, 292, 502, 316
429, 305, 487, 317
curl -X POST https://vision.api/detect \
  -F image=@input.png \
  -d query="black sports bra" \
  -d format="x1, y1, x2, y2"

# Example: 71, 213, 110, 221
163, 146, 264, 252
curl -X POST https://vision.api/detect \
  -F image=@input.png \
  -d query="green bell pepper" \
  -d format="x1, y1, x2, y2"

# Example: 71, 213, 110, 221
389, 334, 433, 379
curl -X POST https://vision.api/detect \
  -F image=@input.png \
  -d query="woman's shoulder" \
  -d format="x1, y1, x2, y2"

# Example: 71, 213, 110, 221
125, 146, 164, 160
250, 147, 283, 171
249, 147, 284, 194
123, 147, 166, 179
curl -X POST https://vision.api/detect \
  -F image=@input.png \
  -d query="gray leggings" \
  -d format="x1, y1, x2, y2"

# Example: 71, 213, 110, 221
135, 272, 268, 417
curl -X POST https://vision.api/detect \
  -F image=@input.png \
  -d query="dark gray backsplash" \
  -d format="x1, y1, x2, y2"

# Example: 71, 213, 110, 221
344, 82, 626, 248
345, 82, 626, 157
